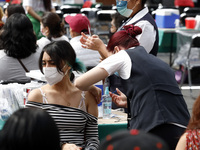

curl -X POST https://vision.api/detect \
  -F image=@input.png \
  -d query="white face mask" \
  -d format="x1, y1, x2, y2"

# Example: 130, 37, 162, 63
44, 67, 66, 86
2, 16, 7, 23
40, 24, 48, 36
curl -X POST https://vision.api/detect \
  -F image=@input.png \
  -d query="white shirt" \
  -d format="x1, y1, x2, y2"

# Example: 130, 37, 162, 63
23, 0, 54, 12
97, 50, 132, 80
51, 35, 69, 42
118, 7, 156, 53
70, 35, 101, 67
37, 35, 69, 50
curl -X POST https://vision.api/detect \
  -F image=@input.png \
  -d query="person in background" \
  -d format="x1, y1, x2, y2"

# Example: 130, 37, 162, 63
0, 13, 40, 83
81, 0, 158, 58
23, 0, 55, 39
0, 4, 25, 50
65, 14, 100, 70
176, 95, 200, 150
115, 0, 158, 55
37, 12, 69, 50
109, 12, 126, 37
26, 40, 99, 150
75, 25, 190, 150
5, 4, 25, 18
0, 108, 61, 150
99, 129, 169, 150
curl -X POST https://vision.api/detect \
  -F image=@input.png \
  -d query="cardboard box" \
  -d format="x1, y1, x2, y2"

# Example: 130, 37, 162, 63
155, 9, 180, 28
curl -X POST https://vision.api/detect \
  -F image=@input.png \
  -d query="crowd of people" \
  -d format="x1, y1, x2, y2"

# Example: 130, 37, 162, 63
0, 0, 199, 150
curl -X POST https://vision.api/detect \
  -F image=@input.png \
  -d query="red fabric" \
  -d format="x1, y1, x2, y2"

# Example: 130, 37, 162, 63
65, 14, 90, 34
11, 0, 21, 4
174, 0, 194, 7
186, 129, 200, 150
82, 1, 92, 8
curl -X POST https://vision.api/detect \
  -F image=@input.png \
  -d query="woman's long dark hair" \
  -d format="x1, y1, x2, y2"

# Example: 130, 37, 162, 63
7, 4, 25, 18
0, 108, 61, 150
42, 12, 65, 39
0, 13, 37, 59
39, 40, 86, 74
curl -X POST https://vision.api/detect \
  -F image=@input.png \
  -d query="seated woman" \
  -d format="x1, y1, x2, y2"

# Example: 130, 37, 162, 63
26, 40, 99, 150
37, 12, 69, 50
23, 0, 55, 39
0, 13, 40, 83
75, 25, 190, 150
0, 108, 61, 150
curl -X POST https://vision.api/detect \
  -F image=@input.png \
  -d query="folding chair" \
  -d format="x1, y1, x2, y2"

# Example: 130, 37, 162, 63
180, 33, 200, 97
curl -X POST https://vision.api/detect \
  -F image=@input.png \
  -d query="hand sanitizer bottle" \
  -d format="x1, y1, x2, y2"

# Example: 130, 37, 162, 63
102, 87, 112, 119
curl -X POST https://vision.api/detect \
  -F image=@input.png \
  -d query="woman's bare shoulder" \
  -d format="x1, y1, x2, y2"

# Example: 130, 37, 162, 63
27, 87, 44, 103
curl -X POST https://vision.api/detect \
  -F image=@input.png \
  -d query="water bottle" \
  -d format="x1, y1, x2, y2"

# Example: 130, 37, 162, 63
102, 87, 112, 119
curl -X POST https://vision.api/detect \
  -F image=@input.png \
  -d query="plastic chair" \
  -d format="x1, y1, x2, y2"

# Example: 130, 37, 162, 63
180, 34, 200, 97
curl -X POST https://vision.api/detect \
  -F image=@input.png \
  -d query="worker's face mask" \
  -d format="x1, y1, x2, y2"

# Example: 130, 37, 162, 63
116, 0, 136, 18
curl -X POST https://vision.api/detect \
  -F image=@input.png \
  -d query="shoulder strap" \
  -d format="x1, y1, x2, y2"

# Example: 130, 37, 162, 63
39, 88, 48, 104
78, 91, 87, 112
17, 58, 29, 72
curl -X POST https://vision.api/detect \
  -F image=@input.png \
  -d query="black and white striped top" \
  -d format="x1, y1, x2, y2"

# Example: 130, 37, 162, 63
25, 101, 99, 150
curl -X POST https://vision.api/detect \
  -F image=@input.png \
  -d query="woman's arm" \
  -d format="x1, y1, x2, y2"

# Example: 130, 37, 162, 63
88, 85, 102, 104
85, 91, 98, 117
25, 6, 42, 21
75, 67, 109, 91
175, 133, 186, 150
